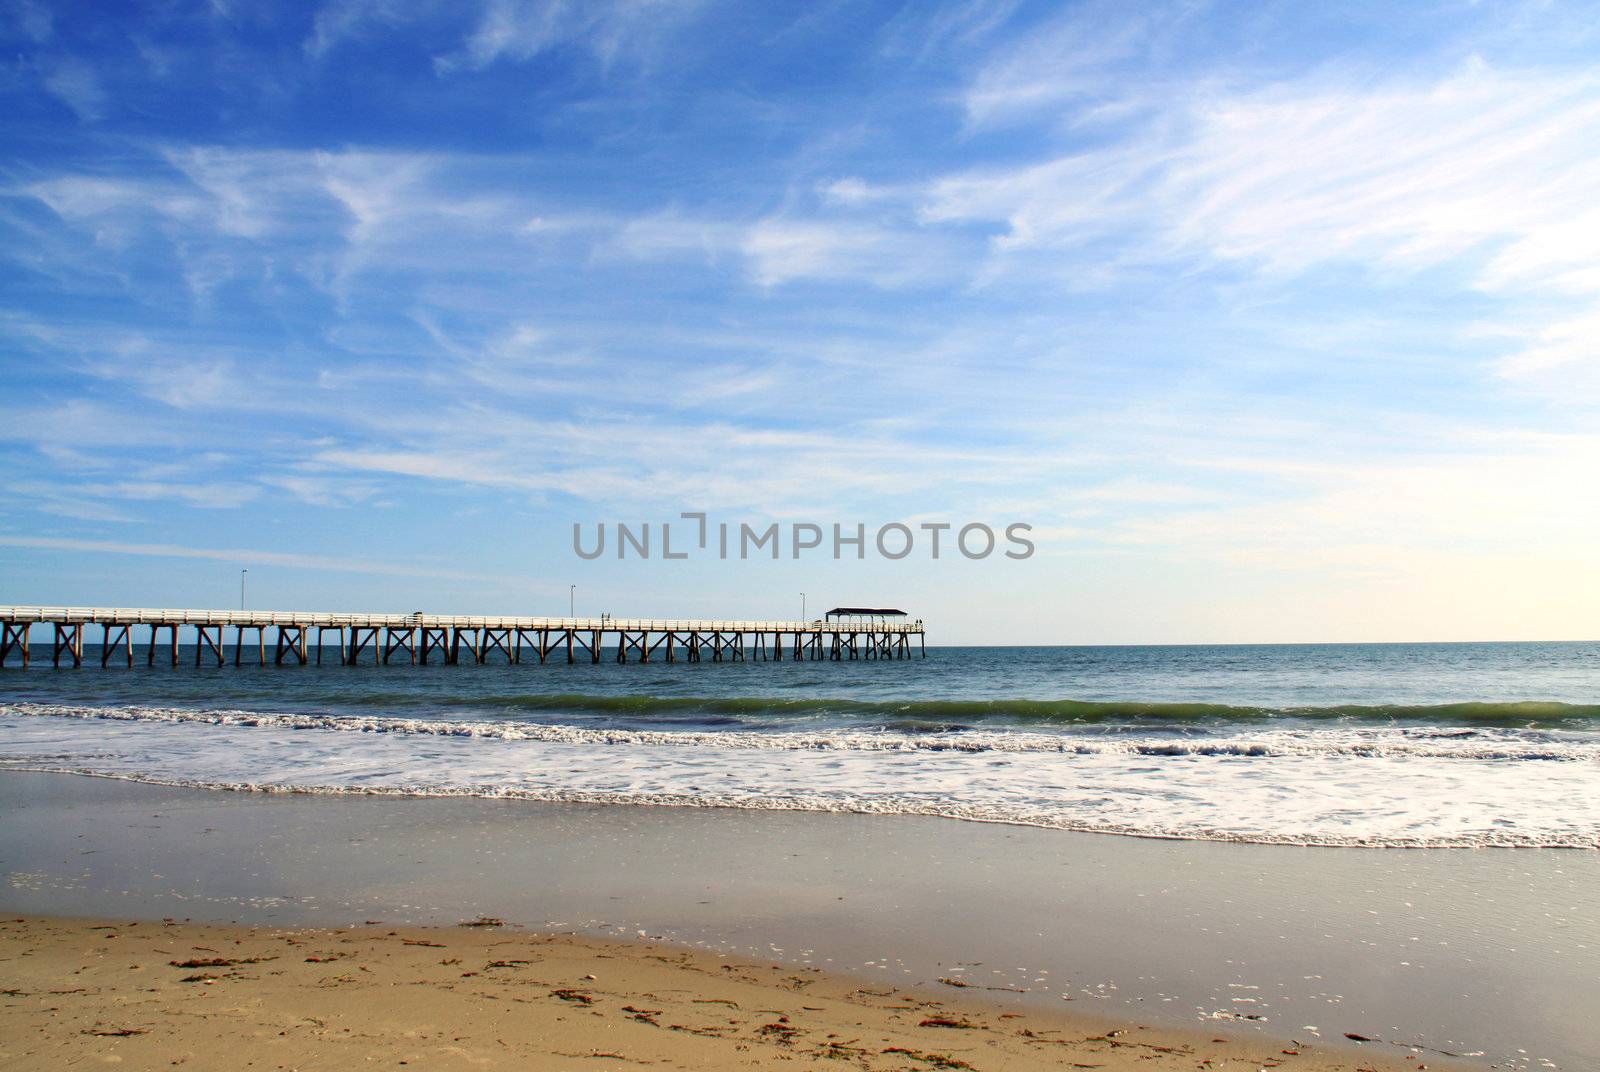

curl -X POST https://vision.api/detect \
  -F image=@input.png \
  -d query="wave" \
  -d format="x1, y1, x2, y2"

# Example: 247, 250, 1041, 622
228, 697, 1600, 729
197, 691, 1600, 727
5, 702, 1600, 761
1, 764, 1593, 849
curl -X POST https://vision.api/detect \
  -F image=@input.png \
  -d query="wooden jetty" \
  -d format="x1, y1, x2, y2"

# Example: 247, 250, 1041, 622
0, 606, 926, 668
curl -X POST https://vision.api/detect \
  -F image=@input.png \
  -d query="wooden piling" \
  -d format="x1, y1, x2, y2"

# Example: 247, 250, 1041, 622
0, 623, 28, 667
276, 625, 308, 665
101, 624, 133, 668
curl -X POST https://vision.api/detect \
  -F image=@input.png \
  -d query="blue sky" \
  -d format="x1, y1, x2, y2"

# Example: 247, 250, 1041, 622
3, 0, 1599, 643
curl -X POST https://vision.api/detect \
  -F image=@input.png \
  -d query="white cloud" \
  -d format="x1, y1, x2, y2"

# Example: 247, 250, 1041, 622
9, 0, 52, 42
86, 480, 260, 509
0, 399, 188, 448
1112, 432, 1600, 575
919, 63, 1600, 401
433, 0, 703, 74
259, 473, 380, 508
959, 0, 1166, 129
609, 210, 740, 263
741, 218, 948, 288
305, 0, 423, 58
42, 58, 105, 121
0, 535, 503, 582
929, 67, 1600, 272
1494, 308, 1600, 387
119, 357, 240, 410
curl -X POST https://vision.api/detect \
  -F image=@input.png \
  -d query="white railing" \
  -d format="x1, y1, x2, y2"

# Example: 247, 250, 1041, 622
0, 606, 924, 633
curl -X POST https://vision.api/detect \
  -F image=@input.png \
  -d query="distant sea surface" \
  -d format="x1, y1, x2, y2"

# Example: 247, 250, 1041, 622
4, 642, 1599, 848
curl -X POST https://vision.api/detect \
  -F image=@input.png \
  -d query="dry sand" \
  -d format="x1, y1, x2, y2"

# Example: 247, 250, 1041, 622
0, 916, 1464, 1071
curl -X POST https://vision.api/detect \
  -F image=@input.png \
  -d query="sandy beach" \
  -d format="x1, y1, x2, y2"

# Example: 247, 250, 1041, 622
1, 914, 1457, 1071
3, 772, 1593, 1068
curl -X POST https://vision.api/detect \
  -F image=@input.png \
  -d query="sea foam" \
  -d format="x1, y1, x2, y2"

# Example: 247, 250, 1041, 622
3, 701, 1597, 849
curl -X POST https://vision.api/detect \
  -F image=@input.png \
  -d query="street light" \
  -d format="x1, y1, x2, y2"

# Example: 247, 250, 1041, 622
570, 585, 576, 619
240, 569, 248, 611
801, 592, 806, 621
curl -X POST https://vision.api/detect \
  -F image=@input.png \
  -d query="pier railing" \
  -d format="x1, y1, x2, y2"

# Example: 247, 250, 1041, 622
0, 606, 921, 632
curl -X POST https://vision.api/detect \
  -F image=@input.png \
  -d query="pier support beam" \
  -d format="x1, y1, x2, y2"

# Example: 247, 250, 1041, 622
566, 629, 599, 664
316, 626, 345, 665
2, 623, 31, 667
52, 623, 84, 667
276, 626, 308, 665
419, 626, 448, 664
383, 627, 416, 665
233, 625, 266, 666
447, 627, 482, 665
194, 624, 224, 667
347, 626, 379, 666
147, 624, 178, 667
618, 630, 647, 663
101, 624, 133, 668
483, 627, 513, 664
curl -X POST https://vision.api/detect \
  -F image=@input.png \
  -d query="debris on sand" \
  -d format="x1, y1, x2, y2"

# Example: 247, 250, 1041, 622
882, 1046, 976, 1069
550, 988, 595, 1005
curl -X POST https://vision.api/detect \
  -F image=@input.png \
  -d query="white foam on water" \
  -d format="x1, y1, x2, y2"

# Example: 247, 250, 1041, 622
2, 702, 1598, 848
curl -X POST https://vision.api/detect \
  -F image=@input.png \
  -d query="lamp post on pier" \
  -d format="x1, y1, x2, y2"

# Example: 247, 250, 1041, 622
240, 569, 248, 611
801, 592, 806, 621
569, 585, 576, 619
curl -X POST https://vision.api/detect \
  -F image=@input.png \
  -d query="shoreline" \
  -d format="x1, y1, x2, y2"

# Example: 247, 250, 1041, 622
14, 761, 1593, 850
0, 914, 1449, 1071
2, 771, 1595, 1067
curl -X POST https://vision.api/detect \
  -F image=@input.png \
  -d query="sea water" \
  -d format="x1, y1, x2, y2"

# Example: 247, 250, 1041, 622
3, 642, 1598, 848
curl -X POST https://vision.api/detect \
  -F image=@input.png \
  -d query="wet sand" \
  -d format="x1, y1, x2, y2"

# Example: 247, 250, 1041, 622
0, 915, 1450, 1071
2, 771, 1595, 1068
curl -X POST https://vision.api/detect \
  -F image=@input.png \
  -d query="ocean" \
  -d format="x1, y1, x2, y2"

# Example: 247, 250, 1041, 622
3, 641, 1598, 849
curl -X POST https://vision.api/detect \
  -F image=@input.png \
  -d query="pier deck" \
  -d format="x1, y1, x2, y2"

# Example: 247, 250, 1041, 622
0, 606, 925, 668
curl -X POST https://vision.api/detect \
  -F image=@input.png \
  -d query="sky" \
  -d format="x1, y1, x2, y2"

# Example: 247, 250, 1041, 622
2, 0, 1600, 644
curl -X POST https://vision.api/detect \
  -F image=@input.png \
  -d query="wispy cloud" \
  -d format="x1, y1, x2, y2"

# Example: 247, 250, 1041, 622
0, 535, 504, 582
304, 0, 420, 58
958, 0, 1170, 130
926, 66, 1600, 274
7, 0, 53, 42
303, 0, 704, 74
741, 218, 952, 289
436, 0, 705, 74
41, 57, 107, 121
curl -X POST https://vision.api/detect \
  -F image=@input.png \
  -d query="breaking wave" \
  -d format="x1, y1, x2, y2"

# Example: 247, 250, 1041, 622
6, 701, 1600, 760
133, 691, 1600, 727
